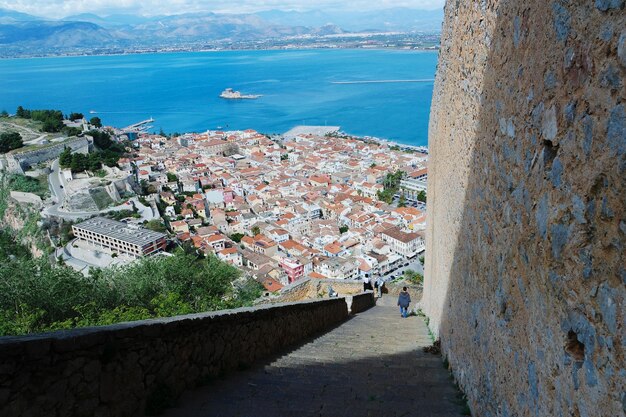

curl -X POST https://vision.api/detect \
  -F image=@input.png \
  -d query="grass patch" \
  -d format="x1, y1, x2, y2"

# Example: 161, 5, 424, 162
7, 174, 49, 198
89, 187, 114, 210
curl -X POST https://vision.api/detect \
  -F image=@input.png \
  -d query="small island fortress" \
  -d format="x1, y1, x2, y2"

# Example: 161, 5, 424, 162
219, 88, 262, 99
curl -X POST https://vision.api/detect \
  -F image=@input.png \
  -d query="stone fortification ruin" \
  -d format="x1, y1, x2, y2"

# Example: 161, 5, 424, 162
423, 1, 625, 416
2, 137, 89, 174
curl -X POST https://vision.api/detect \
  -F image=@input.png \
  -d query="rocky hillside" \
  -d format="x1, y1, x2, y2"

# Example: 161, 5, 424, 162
0, 174, 49, 259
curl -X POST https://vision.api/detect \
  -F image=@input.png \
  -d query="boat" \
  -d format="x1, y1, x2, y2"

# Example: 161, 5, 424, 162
219, 88, 262, 100
89, 110, 97, 114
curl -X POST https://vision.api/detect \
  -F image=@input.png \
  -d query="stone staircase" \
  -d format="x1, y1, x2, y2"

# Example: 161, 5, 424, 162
162, 296, 466, 417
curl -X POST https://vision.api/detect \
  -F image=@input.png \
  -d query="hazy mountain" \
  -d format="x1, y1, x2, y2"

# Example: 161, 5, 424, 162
0, 7, 41, 23
62, 13, 154, 28
0, 7, 441, 51
128, 12, 346, 41
0, 21, 113, 46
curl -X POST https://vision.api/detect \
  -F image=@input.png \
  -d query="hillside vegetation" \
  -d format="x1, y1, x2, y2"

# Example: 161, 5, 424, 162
0, 245, 262, 336
0, 174, 261, 336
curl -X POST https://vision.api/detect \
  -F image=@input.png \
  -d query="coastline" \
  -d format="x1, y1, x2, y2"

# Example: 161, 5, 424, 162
1, 49, 434, 147
0, 45, 439, 61
337, 131, 429, 154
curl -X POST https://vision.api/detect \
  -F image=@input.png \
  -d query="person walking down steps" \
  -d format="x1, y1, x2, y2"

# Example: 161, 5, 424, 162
363, 275, 373, 293
375, 277, 385, 298
397, 286, 411, 318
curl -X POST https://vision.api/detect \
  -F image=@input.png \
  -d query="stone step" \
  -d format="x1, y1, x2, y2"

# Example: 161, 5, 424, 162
162, 304, 466, 417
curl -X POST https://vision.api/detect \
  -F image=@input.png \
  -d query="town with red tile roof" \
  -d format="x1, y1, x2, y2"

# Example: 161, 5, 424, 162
118, 127, 429, 292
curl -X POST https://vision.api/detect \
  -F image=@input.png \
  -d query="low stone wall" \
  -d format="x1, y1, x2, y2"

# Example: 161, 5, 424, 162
9, 191, 43, 208
0, 298, 352, 417
348, 292, 376, 314
384, 281, 422, 299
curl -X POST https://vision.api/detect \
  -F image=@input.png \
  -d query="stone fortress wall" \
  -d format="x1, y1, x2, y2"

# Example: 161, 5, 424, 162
0, 295, 375, 416
423, 1, 624, 416
3, 136, 89, 174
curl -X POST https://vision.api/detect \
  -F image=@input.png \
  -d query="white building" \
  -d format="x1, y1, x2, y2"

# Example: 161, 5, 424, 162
315, 257, 360, 280
380, 227, 425, 258
72, 217, 167, 258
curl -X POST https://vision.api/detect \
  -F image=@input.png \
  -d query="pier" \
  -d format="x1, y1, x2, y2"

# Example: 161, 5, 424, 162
122, 118, 154, 133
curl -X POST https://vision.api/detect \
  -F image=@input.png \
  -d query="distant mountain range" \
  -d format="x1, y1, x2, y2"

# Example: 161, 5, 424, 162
0, 7, 442, 50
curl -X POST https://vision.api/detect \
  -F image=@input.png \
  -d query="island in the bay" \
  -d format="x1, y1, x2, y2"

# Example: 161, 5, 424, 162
0, 108, 427, 334
220, 88, 262, 100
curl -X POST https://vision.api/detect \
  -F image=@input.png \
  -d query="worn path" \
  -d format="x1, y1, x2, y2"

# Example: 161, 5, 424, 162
163, 296, 465, 417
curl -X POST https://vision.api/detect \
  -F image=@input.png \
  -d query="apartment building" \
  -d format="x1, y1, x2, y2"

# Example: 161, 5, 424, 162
72, 217, 167, 257
380, 227, 425, 258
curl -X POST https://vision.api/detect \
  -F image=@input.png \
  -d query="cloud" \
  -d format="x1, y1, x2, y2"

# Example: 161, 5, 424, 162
2, 0, 445, 19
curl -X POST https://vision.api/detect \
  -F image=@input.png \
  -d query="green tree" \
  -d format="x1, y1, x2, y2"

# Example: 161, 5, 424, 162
68, 112, 84, 121
0, 132, 23, 153
376, 170, 406, 204
339, 225, 349, 234
1, 247, 254, 335
251, 226, 261, 236
402, 269, 424, 286
16, 106, 30, 118
145, 219, 167, 233
88, 130, 114, 150
0, 110, 8, 118
42, 119, 61, 133
90, 117, 102, 128
87, 153, 102, 172
63, 126, 82, 137
70, 153, 88, 173
166, 172, 178, 183
417, 190, 427, 203
229, 233, 244, 243
398, 194, 406, 208
59, 147, 73, 168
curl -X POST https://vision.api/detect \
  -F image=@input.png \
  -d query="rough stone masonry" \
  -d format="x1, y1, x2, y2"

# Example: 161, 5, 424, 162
423, 1, 625, 416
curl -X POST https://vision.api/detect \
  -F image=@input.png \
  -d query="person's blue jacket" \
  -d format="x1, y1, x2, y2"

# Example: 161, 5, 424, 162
397, 291, 411, 308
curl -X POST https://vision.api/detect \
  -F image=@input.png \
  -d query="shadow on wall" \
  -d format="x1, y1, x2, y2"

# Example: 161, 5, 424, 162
424, 1, 624, 416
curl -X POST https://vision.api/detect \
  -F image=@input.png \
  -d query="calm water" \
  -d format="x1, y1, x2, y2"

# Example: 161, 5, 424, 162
0, 49, 437, 146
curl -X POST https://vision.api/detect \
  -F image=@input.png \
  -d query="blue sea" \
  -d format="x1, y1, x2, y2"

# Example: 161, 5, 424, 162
0, 49, 437, 146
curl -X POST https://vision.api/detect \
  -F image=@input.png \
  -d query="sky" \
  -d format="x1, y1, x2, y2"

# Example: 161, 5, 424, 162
2, 0, 445, 19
